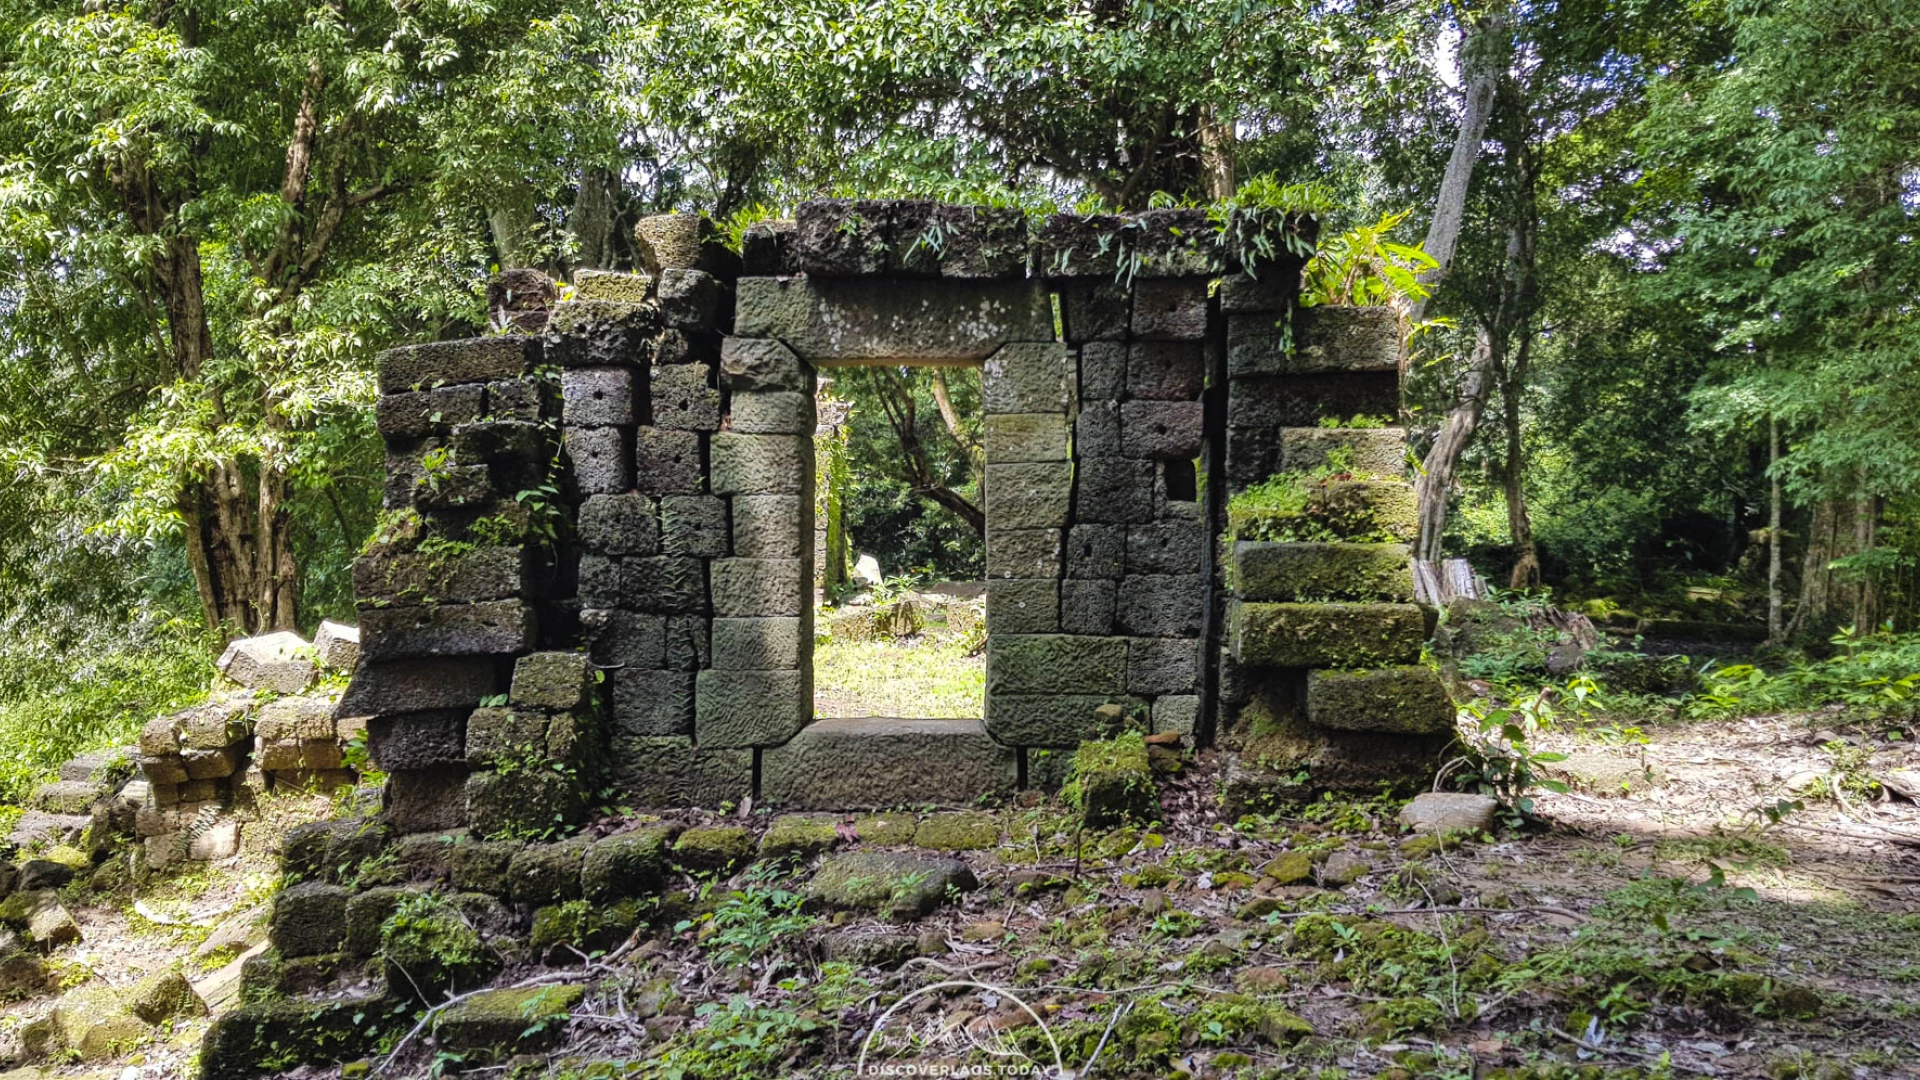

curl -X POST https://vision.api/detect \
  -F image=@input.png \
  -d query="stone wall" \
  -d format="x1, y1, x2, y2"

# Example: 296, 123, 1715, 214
348, 199, 1450, 827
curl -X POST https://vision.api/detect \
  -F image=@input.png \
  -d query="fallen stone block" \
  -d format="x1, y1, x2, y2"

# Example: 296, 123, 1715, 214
1399, 792, 1497, 835
808, 852, 978, 917
761, 718, 1016, 810
216, 631, 315, 694
1306, 666, 1454, 735
433, 984, 584, 1058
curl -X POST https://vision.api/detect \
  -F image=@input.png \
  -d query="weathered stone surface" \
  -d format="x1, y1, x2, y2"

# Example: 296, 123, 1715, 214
1231, 480, 1416, 544
572, 269, 652, 304
634, 426, 703, 495
369, 710, 467, 770
1074, 458, 1155, 524
761, 717, 1016, 809
353, 546, 526, 606
1231, 602, 1428, 668
711, 618, 804, 670
1079, 344, 1127, 402
565, 425, 632, 495
986, 528, 1061, 580
579, 555, 706, 613
1068, 736, 1156, 827
656, 268, 720, 328
506, 835, 591, 905
1074, 398, 1122, 457
1128, 637, 1202, 695
659, 495, 728, 557
735, 277, 1051, 363
987, 634, 1127, 695
255, 697, 335, 743
1117, 574, 1207, 638
313, 620, 360, 671
649, 367, 722, 431
983, 413, 1070, 462
32, 780, 103, 816
982, 342, 1070, 414
379, 336, 540, 394
1218, 272, 1293, 313
1066, 524, 1125, 579
414, 462, 492, 510
1399, 792, 1497, 835
611, 737, 752, 806
711, 432, 809, 495
985, 693, 1143, 747
560, 366, 635, 426
1059, 579, 1117, 635
1131, 208, 1216, 277
983, 462, 1072, 529
377, 384, 486, 439
386, 765, 471, 833
511, 652, 595, 712
578, 493, 660, 556
217, 631, 315, 693
1124, 520, 1207, 576
1131, 278, 1209, 339
808, 851, 979, 915
758, 814, 838, 859
338, 657, 501, 716
730, 391, 815, 435
721, 338, 809, 392
986, 579, 1059, 635
819, 928, 918, 967
1128, 341, 1205, 401
435, 984, 584, 1055
1233, 542, 1414, 602
1227, 372, 1399, 430
545, 301, 656, 368
1120, 400, 1204, 460
469, 770, 586, 839
1278, 425, 1407, 476
1306, 666, 1452, 734
1060, 281, 1130, 342
360, 600, 535, 660
486, 375, 548, 421
634, 212, 724, 276
694, 670, 808, 747
672, 825, 753, 873
1289, 306, 1400, 373
710, 558, 806, 617
270, 881, 349, 958
732, 494, 804, 558
609, 669, 695, 736
1153, 694, 1200, 736
1036, 214, 1130, 279
581, 827, 671, 902
1223, 704, 1449, 802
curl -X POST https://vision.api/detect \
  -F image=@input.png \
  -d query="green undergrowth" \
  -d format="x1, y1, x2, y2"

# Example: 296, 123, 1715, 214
811, 621, 984, 719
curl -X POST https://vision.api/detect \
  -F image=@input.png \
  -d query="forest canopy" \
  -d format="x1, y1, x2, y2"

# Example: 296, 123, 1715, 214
1, 0, 1918, 767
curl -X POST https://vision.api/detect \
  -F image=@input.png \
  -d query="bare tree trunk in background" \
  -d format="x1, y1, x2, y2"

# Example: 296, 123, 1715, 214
489, 204, 537, 268
1199, 104, 1237, 200
571, 168, 621, 270
1768, 417, 1784, 643
1501, 332, 1540, 588
1415, 330, 1495, 562
1790, 494, 1880, 641
1406, 7, 1508, 326
1853, 481, 1882, 631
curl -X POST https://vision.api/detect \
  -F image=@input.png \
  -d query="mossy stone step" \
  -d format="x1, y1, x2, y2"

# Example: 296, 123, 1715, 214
760, 718, 1016, 810
1230, 602, 1429, 669
1232, 541, 1413, 602
1305, 666, 1453, 735
433, 984, 584, 1055
1229, 480, 1415, 544
1277, 426, 1406, 477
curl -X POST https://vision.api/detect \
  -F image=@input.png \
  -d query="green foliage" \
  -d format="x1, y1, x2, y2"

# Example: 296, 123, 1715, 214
642, 996, 825, 1080
1447, 686, 1571, 818
1685, 626, 1920, 724
701, 873, 814, 969
836, 367, 982, 580
1300, 208, 1437, 309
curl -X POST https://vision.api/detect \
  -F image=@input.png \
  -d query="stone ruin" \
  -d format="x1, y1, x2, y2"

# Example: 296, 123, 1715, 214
345, 199, 1456, 834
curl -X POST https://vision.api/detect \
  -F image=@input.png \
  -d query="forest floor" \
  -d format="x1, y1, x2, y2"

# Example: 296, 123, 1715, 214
5, 705, 1920, 1078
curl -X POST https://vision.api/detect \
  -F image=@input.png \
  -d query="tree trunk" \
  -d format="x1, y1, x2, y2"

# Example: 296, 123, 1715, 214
1501, 334, 1539, 588
1199, 104, 1237, 200
571, 168, 621, 271
1790, 496, 1881, 642
1415, 328, 1496, 562
1406, 6, 1508, 326
1767, 417, 1784, 644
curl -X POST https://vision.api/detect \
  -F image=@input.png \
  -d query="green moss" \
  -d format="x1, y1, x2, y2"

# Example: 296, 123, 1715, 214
674, 825, 754, 874
912, 812, 1000, 851
1228, 460, 1415, 545
1062, 732, 1157, 828
1263, 851, 1314, 885
759, 815, 838, 860
851, 813, 918, 845
379, 894, 499, 1001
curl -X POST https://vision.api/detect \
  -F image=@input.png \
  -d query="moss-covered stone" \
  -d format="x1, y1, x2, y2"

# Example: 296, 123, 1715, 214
912, 812, 1000, 851
1230, 601, 1427, 668
270, 880, 350, 958
1262, 851, 1314, 885
447, 836, 523, 894
50, 986, 147, 1060
1229, 480, 1415, 544
1064, 733, 1157, 828
1232, 541, 1414, 602
851, 813, 918, 845
760, 815, 838, 860
507, 834, 592, 906
198, 997, 411, 1080
380, 899, 500, 1002
808, 851, 978, 917
125, 969, 205, 1023
465, 768, 586, 838
529, 900, 642, 959
1305, 665, 1453, 734
582, 826, 672, 902
433, 984, 584, 1056
673, 825, 753, 874
343, 887, 414, 958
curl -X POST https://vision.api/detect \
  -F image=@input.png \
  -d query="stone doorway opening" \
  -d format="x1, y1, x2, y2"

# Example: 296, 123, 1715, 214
811, 360, 987, 721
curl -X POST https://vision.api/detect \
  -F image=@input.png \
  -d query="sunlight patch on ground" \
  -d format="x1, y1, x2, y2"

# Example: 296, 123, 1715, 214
813, 633, 984, 719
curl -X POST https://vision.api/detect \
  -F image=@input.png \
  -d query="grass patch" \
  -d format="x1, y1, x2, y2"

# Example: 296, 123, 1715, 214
813, 623, 983, 719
